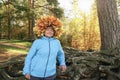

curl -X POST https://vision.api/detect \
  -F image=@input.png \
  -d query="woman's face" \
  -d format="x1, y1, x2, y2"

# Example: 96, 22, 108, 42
44, 27, 54, 37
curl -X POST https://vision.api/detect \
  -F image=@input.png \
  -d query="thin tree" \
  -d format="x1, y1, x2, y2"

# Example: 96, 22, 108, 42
28, 0, 34, 40
1, 0, 11, 39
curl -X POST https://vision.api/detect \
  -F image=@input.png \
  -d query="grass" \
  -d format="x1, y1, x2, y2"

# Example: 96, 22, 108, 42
0, 39, 33, 61
0, 39, 32, 48
0, 39, 32, 55
0, 45, 28, 54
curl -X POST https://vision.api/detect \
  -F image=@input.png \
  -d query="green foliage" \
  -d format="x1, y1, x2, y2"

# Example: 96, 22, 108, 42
0, 14, 5, 19
34, 0, 64, 18
46, 0, 59, 6
0, 3, 2, 7
14, 5, 30, 12
50, 7, 64, 18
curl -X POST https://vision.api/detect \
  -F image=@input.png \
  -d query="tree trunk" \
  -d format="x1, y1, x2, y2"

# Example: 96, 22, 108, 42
7, 0, 11, 40
96, 0, 120, 52
7, 11, 11, 40
28, 0, 35, 40
0, 20, 2, 39
31, 0, 35, 39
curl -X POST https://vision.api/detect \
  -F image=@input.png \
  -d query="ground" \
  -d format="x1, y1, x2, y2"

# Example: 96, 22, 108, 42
0, 40, 29, 62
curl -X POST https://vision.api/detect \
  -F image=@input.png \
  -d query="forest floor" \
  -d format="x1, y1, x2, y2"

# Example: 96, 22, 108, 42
0, 40, 31, 62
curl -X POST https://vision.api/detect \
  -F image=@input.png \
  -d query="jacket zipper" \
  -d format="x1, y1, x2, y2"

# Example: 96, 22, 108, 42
44, 39, 51, 79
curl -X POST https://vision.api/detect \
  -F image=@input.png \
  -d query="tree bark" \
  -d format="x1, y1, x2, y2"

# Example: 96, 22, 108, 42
0, 20, 2, 39
96, 0, 120, 51
28, 0, 35, 40
4, 0, 11, 40
7, 8, 11, 40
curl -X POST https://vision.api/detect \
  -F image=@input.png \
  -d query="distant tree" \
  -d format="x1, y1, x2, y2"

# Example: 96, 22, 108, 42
0, 20, 1, 39
96, 0, 120, 52
1, 0, 11, 39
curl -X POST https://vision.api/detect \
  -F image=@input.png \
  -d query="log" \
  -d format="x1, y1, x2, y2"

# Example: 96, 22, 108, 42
0, 47, 119, 80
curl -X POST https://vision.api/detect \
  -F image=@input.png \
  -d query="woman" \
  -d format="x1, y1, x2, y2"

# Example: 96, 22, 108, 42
23, 16, 66, 80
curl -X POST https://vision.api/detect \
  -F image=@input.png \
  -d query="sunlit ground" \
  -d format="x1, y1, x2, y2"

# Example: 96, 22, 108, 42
0, 40, 31, 62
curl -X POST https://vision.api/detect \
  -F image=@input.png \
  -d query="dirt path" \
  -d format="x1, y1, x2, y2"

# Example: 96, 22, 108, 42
0, 42, 29, 50
0, 42, 29, 62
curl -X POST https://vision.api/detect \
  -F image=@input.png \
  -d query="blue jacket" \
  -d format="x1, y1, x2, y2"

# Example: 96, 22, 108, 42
23, 36, 66, 77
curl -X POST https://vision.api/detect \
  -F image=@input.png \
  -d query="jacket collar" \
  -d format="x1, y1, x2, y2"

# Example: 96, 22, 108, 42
42, 36, 54, 40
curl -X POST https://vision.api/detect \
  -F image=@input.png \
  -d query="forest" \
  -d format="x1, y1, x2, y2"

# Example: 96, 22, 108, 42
0, 0, 120, 80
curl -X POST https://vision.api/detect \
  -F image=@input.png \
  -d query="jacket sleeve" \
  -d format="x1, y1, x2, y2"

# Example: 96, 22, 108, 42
23, 40, 38, 75
57, 41, 66, 66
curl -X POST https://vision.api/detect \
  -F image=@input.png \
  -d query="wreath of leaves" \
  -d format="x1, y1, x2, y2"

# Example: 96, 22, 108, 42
34, 16, 63, 37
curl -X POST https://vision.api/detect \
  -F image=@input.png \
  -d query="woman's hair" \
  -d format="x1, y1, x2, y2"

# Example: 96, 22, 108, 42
33, 16, 63, 38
